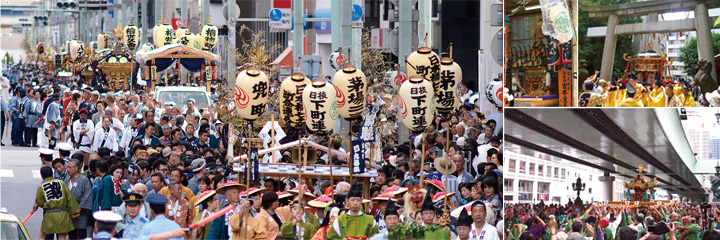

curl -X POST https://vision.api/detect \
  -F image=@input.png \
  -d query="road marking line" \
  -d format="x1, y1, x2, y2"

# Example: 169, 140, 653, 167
0, 169, 13, 178
31, 170, 41, 179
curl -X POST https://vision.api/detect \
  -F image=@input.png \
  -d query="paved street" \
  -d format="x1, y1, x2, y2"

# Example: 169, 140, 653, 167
1, 136, 46, 238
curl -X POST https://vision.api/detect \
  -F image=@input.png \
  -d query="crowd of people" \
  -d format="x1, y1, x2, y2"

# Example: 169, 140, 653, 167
506, 201, 720, 240
2, 63, 504, 240
576, 71, 718, 107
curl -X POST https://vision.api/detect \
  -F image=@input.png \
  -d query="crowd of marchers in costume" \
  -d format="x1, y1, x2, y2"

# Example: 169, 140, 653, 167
506, 201, 720, 240
2, 63, 503, 240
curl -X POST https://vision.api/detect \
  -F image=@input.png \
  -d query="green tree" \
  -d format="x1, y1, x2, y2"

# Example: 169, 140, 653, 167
579, 0, 641, 77
678, 32, 720, 77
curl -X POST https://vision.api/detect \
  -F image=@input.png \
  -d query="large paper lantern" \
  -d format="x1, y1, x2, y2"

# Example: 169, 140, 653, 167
97, 32, 109, 50
191, 34, 204, 49
123, 24, 140, 50
398, 75, 435, 133
406, 47, 440, 97
333, 65, 367, 120
179, 32, 195, 46
279, 73, 311, 130
484, 78, 503, 108
302, 79, 338, 135
200, 23, 218, 50
175, 26, 188, 39
69, 40, 85, 62
234, 67, 269, 121
153, 22, 174, 48
435, 57, 462, 113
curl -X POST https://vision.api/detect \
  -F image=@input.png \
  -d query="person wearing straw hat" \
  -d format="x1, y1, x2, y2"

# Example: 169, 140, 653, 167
191, 190, 217, 240
280, 199, 320, 240
241, 187, 265, 218
371, 192, 395, 235
327, 181, 378, 240
116, 193, 149, 239
206, 181, 247, 240
307, 194, 334, 222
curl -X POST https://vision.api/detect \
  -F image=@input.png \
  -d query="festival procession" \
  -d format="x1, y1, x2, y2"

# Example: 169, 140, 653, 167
504, 107, 720, 240
0, 0, 504, 239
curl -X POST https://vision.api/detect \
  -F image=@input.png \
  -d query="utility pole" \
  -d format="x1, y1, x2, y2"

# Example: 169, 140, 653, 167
292, 0, 304, 64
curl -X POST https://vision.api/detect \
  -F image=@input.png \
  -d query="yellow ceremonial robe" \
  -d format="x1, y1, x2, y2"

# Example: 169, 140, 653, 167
667, 94, 682, 107
646, 88, 666, 107
681, 94, 695, 107
619, 98, 644, 107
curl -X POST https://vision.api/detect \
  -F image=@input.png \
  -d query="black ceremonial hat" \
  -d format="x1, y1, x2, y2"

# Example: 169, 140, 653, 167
348, 180, 363, 198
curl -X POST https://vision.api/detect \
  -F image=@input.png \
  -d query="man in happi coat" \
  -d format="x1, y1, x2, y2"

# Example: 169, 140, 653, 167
34, 165, 81, 240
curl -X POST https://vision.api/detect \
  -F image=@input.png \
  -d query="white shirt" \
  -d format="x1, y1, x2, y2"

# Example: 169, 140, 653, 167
119, 126, 138, 150
73, 119, 95, 146
468, 222, 499, 240
93, 126, 118, 152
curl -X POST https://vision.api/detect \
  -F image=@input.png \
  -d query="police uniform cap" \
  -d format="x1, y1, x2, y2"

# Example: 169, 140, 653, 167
93, 210, 122, 223
147, 193, 168, 205
38, 148, 54, 156
57, 142, 73, 152
123, 193, 144, 205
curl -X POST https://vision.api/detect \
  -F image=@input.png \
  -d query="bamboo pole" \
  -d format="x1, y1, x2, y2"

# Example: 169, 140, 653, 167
420, 132, 425, 188
348, 120, 353, 183
271, 115, 276, 163
329, 136, 334, 202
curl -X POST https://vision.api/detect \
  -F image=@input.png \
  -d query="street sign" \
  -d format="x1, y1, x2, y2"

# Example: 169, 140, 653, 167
269, 8, 283, 22
269, 8, 292, 30
351, 4, 363, 21
351, 21, 363, 28
49, 16, 70, 23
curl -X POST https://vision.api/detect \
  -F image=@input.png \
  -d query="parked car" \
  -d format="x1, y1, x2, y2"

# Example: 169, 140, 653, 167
0, 207, 30, 240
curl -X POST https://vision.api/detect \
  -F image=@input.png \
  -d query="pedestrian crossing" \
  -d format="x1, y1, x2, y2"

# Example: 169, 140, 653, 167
0, 169, 41, 178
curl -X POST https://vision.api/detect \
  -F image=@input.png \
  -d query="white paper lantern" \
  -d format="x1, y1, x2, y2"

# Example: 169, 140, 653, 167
279, 73, 311, 130
191, 34, 204, 50
406, 47, 440, 90
175, 26, 188, 40
332, 65, 367, 120
484, 79, 503, 108
398, 75, 435, 133
123, 24, 140, 50
97, 32, 109, 50
69, 40, 85, 62
302, 79, 338, 134
153, 23, 174, 48
200, 23, 218, 50
435, 57, 462, 113
234, 67, 270, 121
179, 32, 195, 46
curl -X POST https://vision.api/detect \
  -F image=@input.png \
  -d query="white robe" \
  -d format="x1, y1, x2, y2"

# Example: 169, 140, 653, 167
92, 127, 118, 152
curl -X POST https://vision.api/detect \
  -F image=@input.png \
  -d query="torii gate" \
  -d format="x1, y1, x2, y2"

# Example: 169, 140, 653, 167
583, 0, 720, 86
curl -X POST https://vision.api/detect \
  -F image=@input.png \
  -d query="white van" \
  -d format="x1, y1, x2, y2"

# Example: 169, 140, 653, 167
153, 86, 212, 111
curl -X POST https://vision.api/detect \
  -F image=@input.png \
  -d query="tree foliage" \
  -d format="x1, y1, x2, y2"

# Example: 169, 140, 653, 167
579, 0, 642, 77
678, 32, 720, 77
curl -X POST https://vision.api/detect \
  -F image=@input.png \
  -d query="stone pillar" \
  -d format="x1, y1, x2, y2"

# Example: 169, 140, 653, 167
599, 14, 618, 82
598, 174, 615, 201
141, 0, 148, 45
695, 3, 717, 82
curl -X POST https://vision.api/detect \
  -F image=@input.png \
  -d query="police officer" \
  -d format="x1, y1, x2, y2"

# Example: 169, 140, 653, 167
39, 148, 54, 166
117, 193, 149, 239
138, 194, 183, 240
88, 211, 123, 240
